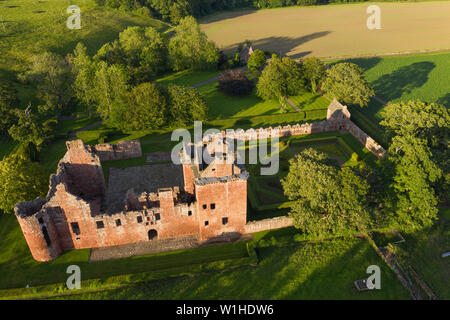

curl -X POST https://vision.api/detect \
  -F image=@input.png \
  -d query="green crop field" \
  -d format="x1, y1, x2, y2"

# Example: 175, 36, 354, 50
201, 2, 450, 59
338, 52, 450, 125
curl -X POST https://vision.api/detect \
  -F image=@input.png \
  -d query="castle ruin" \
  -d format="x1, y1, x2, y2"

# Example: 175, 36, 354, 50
15, 99, 385, 262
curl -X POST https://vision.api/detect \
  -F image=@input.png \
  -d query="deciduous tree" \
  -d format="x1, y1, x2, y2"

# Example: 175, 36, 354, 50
256, 55, 304, 101
301, 56, 326, 93
93, 62, 129, 121
168, 16, 219, 71
122, 82, 167, 131
322, 62, 374, 107
20, 52, 73, 114
167, 84, 208, 126
380, 101, 449, 231
0, 154, 47, 213
282, 148, 371, 238
247, 49, 266, 70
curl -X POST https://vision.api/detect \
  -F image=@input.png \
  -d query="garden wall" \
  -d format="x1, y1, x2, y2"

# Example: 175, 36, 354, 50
88, 140, 142, 161
245, 216, 293, 234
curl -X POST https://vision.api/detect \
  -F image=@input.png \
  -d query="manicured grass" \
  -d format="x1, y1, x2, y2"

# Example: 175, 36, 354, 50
155, 70, 221, 87
0, 0, 169, 106
439, 207, 450, 220
201, 2, 450, 59
196, 81, 329, 119
52, 237, 410, 300
53, 117, 102, 138
198, 81, 283, 119
288, 91, 330, 110
38, 139, 70, 176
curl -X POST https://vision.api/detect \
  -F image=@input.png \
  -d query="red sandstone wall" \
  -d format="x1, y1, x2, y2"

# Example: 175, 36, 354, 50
182, 164, 195, 194
195, 178, 247, 240
245, 216, 293, 234
91, 140, 142, 161
17, 213, 62, 262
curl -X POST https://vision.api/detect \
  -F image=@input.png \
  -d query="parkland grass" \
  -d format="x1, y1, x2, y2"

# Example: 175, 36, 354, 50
339, 52, 450, 125
48, 236, 411, 300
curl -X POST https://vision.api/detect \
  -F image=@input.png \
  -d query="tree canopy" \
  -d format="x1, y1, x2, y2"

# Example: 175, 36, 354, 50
217, 69, 254, 96
122, 82, 167, 131
20, 52, 73, 115
0, 154, 47, 213
301, 56, 326, 93
256, 55, 304, 101
322, 62, 374, 107
281, 148, 371, 238
247, 49, 266, 70
380, 100, 449, 231
168, 16, 219, 71
93, 61, 129, 122
166, 84, 208, 126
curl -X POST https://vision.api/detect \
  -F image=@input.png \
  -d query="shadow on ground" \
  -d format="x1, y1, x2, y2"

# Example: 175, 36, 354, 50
329, 57, 382, 72
372, 62, 435, 102
221, 32, 331, 58
199, 9, 258, 24
437, 93, 450, 107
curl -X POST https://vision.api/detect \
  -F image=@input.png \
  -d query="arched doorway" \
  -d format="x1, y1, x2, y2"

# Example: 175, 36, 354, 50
148, 229, 157, 240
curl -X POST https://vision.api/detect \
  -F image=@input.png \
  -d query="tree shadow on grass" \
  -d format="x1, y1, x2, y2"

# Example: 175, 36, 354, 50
437, 93, 450, 108
372, 62, 435, 102
329, 57, 382, 73
221, 32, 331, 58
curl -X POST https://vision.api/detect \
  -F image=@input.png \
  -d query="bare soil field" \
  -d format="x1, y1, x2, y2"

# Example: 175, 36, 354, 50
200, 2, 450, 59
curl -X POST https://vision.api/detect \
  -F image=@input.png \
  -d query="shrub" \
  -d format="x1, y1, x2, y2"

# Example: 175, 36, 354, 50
217, 69, 255, 96
247, 49, 266, 69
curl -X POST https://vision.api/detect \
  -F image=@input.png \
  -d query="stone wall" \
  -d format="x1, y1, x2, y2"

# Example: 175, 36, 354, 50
245, 216, 293, 234
344, 120, 386, 158
202, 100, 386, 158
89, 140, 142, 161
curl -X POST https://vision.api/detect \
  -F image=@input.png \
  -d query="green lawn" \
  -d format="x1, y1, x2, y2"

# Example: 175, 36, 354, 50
337, 52, 450, 125
155, 70, 221, 87
198, 81, 283, 119
52, 236, 410, 300
198, 81, 330, 119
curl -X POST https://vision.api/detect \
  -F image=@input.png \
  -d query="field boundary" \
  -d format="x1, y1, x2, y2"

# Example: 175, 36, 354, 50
319, 48, 450, 62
